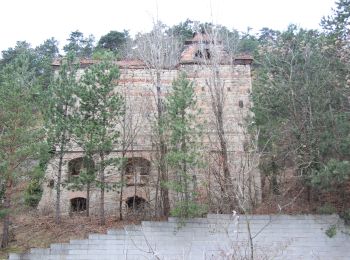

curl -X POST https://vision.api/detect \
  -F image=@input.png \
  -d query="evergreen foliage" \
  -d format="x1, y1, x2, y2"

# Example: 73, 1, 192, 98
0, 51, 44, 247
97, 30, 129, 56
43, 52, 79, 224
63, 30, 95, 58
165, 73, 205, 218
253, 24, 350, 205
74, 57, 124, 224
321, 0, 350, 39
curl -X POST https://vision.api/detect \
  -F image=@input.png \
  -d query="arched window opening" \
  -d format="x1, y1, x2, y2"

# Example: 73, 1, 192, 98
125, 157, 151, 186
68, 158, 83, 177
70, 197, 87, 212
68, 157, 94, 179
125, 157, 151, 175
126, 196, 147, 211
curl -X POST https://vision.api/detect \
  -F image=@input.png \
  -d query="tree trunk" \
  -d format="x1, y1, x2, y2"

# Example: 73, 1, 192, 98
86, 182, 90, 217
119, 155, 125, 220
99, 152, 105, 225
156, 71, 170, 216
181, 112, 189, 216
154, 165, 160, 217
217, 101, 234, 210
56, 103, 68, 224
1, 178, 12, 248
119, 98, 127, 220
217, 105, 231, 185
131, 147, 137, 213
207, 69, 233, 211
56, 132, 66, 224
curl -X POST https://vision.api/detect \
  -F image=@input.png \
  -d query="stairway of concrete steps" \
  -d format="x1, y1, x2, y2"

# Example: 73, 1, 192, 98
9, 214, 350, 260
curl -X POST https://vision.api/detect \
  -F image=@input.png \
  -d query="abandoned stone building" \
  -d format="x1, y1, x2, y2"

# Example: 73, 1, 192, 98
37, 33, 261, 216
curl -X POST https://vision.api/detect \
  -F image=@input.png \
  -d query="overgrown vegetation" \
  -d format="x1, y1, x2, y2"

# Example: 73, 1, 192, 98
317, 204, 337, 215
252, 0, 350, 214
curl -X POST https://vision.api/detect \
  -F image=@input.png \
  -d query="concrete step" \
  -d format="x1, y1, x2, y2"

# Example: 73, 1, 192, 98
106, 229, 125, 235
9, 214, 350, 260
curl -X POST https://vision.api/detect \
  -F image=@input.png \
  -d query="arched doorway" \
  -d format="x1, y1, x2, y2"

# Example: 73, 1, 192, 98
70, 197, 87, 212
126, 196, 147, 211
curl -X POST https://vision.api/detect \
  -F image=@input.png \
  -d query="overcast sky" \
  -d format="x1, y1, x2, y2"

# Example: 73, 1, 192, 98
0, 0, 337, 53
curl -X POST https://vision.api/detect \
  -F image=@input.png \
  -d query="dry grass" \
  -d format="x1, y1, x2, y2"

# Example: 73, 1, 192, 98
0, 211, 141, 259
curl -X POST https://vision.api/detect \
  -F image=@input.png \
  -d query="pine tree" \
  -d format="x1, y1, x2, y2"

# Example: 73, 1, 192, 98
165, 73, 205, 218
321, 0, 350, 39
74, 57, 123, 225
0, 52, 44, 247
44, 52, 79, 224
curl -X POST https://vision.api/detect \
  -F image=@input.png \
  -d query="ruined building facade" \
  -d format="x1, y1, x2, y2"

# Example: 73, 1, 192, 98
38, 34, 261, 216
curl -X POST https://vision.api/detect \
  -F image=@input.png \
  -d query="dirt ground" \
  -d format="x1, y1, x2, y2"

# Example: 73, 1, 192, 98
0, 212, 142, 259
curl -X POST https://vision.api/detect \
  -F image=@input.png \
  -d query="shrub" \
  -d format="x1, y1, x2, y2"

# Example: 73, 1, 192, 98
311, 160, 350, 191
317, 204, 337, 215
24, 167, 44, 208
24, 143, 51, 208
24, 179, 43, 207
325, 225, 337, 238
340, 209, 350, 225
170, 201, 208, 219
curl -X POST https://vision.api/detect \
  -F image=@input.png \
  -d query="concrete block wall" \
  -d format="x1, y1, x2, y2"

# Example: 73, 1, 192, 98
9, 214, 350, 260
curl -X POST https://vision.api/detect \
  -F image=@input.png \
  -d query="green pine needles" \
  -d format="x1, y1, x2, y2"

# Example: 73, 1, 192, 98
164, 73, 207, 219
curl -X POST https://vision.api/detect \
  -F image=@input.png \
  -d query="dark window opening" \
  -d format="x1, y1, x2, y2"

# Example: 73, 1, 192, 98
195, 49, 211, 60
70, 197, 86, 212
239, 100, 244, 108
227, 87, 231, 92
125, 157, 151, 176
68, 157, 94, 179
48, 179, 54, 188
69, 159, 82, 176
126, 196, 147, 210
124, 157, 151, 186
195, 50, 203, 58
205, 48, 211, 59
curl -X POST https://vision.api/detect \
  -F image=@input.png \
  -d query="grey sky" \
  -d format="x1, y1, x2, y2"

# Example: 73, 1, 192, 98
0, 0, 336, 52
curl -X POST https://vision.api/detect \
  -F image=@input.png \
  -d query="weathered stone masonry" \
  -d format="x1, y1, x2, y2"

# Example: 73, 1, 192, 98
38, 34, 261, 215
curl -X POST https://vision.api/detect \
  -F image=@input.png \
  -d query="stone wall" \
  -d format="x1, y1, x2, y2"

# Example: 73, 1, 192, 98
38, 60, 261, 216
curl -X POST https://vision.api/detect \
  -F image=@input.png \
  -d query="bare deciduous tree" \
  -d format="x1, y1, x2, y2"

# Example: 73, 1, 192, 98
134, 21, 182, 216
117, 69, 147, 220
195, 25, 242, 212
